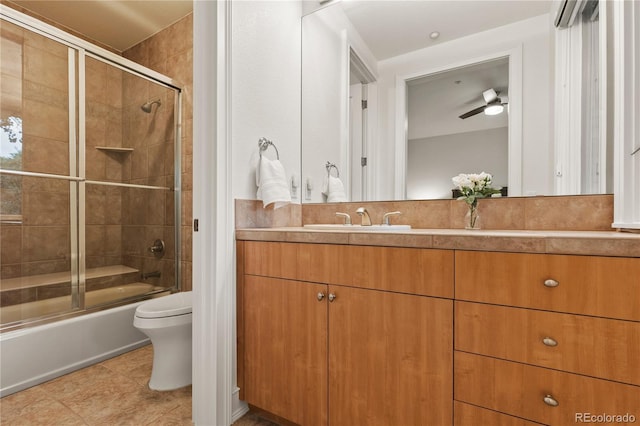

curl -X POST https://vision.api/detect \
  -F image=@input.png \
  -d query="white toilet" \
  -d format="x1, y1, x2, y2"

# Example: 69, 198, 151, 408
133, 291, 192, 391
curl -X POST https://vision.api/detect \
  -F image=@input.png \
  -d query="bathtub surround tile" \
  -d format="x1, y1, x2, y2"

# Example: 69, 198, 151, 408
1, 287, 37, 306
22, 190, 70, 226
1, 264, 22, 279
21, 259, 70, 277
0, 225, 22, 264
22, 98, 68, 142
22, 226, 69, 263
122, 12, 195, 297
21, 135, 70, 176
23, 44, 68, 92
23, 80, 67, 111
180, 261, 192, 292
21, 25, 70, 59
181, 190, 192, 226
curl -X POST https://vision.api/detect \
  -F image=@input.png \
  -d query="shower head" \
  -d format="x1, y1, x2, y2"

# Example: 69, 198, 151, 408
141, 99, 161, 113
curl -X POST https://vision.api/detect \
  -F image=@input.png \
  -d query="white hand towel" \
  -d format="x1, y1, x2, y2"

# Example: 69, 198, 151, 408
323, 175, 347, 203
256, 156, 291, 209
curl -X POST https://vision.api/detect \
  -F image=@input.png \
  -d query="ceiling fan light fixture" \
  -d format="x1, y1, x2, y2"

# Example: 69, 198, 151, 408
484, 103, 504, 116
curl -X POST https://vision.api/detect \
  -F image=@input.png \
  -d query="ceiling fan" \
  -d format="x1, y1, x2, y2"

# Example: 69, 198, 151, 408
459, 88, 508, 119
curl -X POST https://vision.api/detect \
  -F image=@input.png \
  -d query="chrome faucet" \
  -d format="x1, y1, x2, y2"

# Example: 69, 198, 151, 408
356, 207, 372, 226
382, 211, 402, 225
335, 212, 352, 225
148, 239, 165, 256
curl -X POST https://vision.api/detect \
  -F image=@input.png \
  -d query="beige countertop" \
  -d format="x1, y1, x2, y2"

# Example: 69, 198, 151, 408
236, 227, 640, 257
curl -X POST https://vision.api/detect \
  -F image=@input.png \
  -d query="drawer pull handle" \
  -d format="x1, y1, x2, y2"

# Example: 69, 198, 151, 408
542, 337, 558, 347
543, 395, 559, 407
317, 292, 325, 301
544, 279, 559, 288
328, 293, 337, 302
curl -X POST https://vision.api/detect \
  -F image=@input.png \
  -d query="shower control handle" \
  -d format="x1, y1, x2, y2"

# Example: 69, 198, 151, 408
148, 239, 165, 256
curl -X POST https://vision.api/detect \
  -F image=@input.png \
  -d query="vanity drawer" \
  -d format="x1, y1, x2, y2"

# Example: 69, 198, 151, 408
454, 401, 544, 426
245, 241, 454, 298
244, 241, 300, 280
455, 352, 640, 426
455, 251, 640, 321
299, 244, 454, 297
455, 301, 640, 385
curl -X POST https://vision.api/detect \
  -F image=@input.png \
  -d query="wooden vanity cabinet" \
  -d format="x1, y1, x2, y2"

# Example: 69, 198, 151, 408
454, 251, 640, 425
239, 241, 454, 426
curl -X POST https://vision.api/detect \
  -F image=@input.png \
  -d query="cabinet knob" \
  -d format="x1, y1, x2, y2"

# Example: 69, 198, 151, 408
544, 279, 559, 288
317, 292, 325, 301
542, 337, 558, 347
328, 293, 337, 302
543, 394, 559, 407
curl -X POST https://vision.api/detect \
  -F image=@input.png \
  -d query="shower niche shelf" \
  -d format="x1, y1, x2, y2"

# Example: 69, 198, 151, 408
95, 146, 134, 153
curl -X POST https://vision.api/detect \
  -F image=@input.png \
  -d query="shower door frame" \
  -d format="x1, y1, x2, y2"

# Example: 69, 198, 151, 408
0, 5, 183, 330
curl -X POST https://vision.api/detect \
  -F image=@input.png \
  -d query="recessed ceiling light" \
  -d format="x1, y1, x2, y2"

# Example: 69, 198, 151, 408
429, 31, 440, 40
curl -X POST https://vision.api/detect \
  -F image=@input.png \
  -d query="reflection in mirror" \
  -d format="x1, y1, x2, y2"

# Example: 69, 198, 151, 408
302, 0, 609, 203
406, 58, 509, 199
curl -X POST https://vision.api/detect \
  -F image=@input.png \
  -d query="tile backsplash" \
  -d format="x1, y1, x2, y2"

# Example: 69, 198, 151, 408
235, 194, 615, 232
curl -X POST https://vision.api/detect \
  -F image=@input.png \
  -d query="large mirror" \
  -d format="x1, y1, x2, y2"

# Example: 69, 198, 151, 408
301, 0, 609, 202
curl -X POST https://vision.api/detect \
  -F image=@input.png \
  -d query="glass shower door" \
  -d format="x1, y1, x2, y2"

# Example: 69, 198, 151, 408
0, 20, 79, 325
83, 55, 179, 308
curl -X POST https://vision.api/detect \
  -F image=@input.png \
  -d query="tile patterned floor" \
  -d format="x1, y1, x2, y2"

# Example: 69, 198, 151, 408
0, 344, 277, 426
0, 345, 192, 425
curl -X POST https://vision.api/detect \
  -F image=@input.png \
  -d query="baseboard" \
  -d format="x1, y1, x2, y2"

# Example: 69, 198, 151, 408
231, 386, 249, 423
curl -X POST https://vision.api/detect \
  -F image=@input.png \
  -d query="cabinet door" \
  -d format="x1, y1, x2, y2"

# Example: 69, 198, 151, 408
244, 276, 328, 426
328, 286, 453, 426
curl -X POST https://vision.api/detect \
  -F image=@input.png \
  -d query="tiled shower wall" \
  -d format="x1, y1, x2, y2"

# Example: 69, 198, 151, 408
1, 21, 72, 279
85, 56, 124, 270
123, 13, 193, 291
1, 9, 192, 293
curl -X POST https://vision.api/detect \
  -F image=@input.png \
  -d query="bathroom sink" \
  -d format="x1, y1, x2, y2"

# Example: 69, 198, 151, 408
303, 224, 412, 232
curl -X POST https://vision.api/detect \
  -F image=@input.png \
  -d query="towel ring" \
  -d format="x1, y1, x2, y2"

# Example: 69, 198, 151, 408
326, 161, 340, 178
258, 137, 280, 160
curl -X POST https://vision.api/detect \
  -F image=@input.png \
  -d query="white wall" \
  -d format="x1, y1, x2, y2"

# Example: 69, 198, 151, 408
301, 7, 347, 203
407, 127, 508, 200
300, 4, 378, 203
375, 13, 553, 200
232, 1, 302, 202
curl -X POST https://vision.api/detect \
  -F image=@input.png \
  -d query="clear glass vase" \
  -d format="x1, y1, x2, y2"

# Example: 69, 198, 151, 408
465, 204, 481, 230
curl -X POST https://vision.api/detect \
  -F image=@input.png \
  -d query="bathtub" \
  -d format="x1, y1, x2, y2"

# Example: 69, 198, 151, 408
0, 283, 168, 396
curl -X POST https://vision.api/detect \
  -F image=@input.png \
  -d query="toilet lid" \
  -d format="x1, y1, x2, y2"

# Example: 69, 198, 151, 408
135, 291, 192, 319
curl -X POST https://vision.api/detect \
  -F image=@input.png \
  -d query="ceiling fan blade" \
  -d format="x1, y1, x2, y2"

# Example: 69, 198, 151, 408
459, 105, 486, 119
482, 88, 498, 103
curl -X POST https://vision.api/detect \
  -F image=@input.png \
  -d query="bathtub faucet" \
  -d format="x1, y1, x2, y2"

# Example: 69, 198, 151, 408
142, 270, 161, 280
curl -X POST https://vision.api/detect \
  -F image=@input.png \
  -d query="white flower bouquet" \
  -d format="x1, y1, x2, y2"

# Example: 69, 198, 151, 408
451, 172, 501, 229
